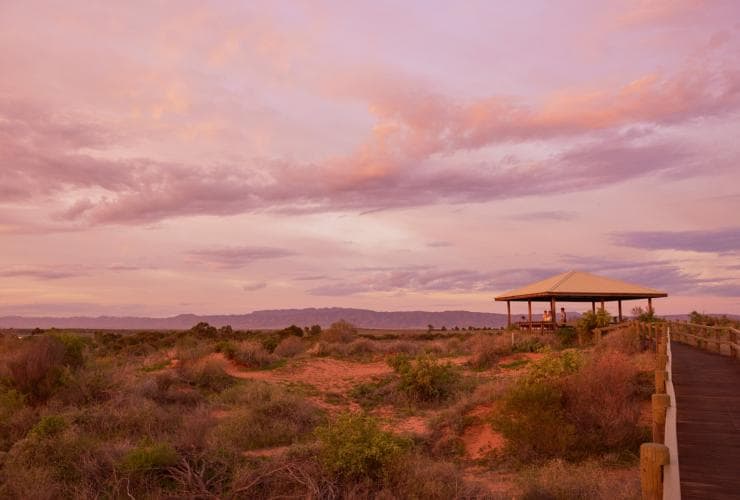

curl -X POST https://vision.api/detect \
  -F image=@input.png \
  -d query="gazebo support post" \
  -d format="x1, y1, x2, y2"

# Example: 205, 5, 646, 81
550, 297, 556, 330
528, 301, 532, 331
618, 300, 623, 322
506, 301, 511, 328
600, 300, 605, 311
648, 298, 653, 314
591, 301, 596, 314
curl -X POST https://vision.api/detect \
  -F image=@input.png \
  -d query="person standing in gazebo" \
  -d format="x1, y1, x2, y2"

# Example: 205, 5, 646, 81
560, 307, 567, 325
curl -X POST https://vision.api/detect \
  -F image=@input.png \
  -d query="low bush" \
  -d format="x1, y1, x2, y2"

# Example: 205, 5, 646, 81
388, 354, 461, 403
384, 453, 489, 499
214, 386, 324, 451
5, 336, 67, 401
526, 350, 583, 384
315, 412, 407, 480
555, 326, 577, 347
563, 350, 643, 453
214, 340, 237, 359
493, 377, 575, 462
599, 327, 642, 354
30, 415, 67, 439
470, 333, 511, 369
321, 320, 358, 343
343, 338, 379, 357
383, 340, 420, 355
177, 357, 234, 392
274, 336, 306, 357
519, 459, 639, 500
512, 336, 547, 353
120, 440, 178, 473
0, 387, 35, 451
233, 341, 279, 369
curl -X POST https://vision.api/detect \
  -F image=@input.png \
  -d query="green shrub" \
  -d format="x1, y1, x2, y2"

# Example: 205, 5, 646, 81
260, 335, 280, 353
234, 341, 279, 368
577, 310, 612, 333
121, 440, 178, 473
315, 412, 407, 480
0, 387, 35, 451
215, 387, 324, 450
555, 326, 577, 347
513, 336, 546, 353
388, 354, 460, 403
214, 340, 237, 359
526, 350, 583, 384
280, 325, 304, 337
31, 415, 67, 439
190, 322, 218, 337
52, 334, 86, 368
493, 378, 575, 461
178, 358, 234, 392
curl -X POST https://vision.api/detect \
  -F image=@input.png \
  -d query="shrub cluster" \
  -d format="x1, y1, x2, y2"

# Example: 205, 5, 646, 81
493, 349, 646, 462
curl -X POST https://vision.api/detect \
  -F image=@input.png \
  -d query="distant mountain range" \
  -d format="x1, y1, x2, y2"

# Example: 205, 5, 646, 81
0, 307, 512, 330
2, 308, 736, 331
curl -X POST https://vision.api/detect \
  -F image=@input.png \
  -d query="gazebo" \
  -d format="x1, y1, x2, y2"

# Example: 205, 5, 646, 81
494, 270, 668, 329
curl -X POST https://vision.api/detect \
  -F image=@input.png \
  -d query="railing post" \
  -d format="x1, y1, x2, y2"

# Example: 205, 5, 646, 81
640, 443, 670, 500
716, 330, 722, 354
655, 368, 667, 394
652, 393, 670, 444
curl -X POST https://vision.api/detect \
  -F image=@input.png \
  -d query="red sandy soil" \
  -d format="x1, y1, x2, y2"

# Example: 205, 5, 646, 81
214, 354, 393, 393
462, 404, 506, 461
373, 405, 429, 435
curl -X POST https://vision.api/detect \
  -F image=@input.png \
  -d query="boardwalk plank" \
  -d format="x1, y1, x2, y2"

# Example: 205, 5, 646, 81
671, 341, 740, 500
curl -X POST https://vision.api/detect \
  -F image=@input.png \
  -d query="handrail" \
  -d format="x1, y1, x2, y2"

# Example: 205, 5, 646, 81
637, 322, 679, 500
667, 320, 739, 359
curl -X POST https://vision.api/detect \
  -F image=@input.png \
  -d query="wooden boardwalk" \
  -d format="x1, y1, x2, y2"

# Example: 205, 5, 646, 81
671, 341, 740, 499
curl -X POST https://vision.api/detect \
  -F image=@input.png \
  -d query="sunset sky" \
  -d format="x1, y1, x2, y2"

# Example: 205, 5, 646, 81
1, 0, 739, 317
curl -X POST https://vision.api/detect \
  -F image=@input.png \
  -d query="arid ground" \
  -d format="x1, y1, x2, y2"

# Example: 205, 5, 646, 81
0, 321, 652, 498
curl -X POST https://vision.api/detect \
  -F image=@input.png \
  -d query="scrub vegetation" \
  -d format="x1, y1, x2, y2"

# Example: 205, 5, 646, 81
0, 321, 647, 498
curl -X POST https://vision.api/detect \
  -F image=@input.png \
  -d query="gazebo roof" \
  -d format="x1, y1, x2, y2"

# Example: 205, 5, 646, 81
494, 270, 668, 302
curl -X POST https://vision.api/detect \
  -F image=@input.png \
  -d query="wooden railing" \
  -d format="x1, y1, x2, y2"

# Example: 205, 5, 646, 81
667, 321, 740, 358
594, 319, 738, 499
636, 322, 679, 500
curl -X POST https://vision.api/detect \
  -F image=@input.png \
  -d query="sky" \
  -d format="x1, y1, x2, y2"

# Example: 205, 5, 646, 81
1, 0, 739, 317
